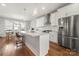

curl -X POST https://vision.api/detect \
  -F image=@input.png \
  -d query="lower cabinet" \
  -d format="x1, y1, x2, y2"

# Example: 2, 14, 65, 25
49, 31, 58, 43
23, 33, 49, 56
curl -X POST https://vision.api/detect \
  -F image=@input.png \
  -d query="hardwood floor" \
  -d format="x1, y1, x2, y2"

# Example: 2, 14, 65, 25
0, 36, 79, 56
47, 42, 79, 56
0, 36, 35, 56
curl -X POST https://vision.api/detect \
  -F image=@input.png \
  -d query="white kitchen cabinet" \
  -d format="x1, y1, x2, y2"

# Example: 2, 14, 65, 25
50, 12, 58, 29
23, 32, 49, 56
49, 31, 58, 43
50, 12, 56, 26
49, 12, 59, 43
26, 21, 31, 31
30, 16, 46, 28
36, 16, 46, 27
50, 12, 59, 27
30, 20, 36, 28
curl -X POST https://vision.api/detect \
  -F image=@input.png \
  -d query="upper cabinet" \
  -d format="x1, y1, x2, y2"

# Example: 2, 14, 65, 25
50, 12, 58, 26
26, 21, 31, 31
30, 20, 37, 28
50, 11, 59, 31
30, 16, 46, 28
30, 3, 79, 31
57, 4, 79, 18
36, 16, 46, 27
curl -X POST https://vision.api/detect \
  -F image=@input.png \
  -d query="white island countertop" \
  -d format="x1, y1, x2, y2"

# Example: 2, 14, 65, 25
21, 31, 48, 37
22, 31, 49, 56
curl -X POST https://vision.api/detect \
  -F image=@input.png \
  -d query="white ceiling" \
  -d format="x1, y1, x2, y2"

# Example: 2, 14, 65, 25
0, 3, 69, 21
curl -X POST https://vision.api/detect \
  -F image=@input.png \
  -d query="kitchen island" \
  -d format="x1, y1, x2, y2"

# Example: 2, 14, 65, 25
22, 32, 49, 56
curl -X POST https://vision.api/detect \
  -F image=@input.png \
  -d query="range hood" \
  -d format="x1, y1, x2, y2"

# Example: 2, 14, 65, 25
44, 13, 51, 26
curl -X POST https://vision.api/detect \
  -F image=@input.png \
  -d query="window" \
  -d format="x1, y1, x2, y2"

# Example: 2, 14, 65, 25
20, 22, 26, 31
5, 20, 13, 30
5, 20, 26, 32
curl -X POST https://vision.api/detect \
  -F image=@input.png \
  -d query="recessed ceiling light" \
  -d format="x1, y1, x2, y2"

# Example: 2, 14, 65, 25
24, 8, 27, 11
33, 8, 37, 15
42, 7, 45, 10
1, 3, 7, 7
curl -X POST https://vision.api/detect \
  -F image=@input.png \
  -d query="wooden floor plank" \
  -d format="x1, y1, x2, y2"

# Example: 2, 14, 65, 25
0, 36, 79, 56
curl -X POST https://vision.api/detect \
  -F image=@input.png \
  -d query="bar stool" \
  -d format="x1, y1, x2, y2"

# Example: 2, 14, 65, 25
16, 32, 23, 49
6, 31, 13, 43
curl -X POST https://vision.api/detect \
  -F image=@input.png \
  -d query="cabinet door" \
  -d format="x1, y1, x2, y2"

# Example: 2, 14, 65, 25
63, 37, 71, 48
50, 32, 58, 43
36, 16, 46, 27
31, 20, 36, 28
49, 33, 54, 41
58, 34, 62, 45
53, 32, 58, 43
50, 12, 58, 26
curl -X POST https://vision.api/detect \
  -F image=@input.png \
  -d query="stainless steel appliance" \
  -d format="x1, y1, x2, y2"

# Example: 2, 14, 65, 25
58, 15, 79, 51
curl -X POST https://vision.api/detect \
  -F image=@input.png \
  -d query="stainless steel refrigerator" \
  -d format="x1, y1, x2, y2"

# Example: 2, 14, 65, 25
58, 15, 79, 51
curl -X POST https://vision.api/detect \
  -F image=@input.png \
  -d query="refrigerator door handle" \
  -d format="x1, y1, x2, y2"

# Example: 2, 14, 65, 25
65, 36, 79, 40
